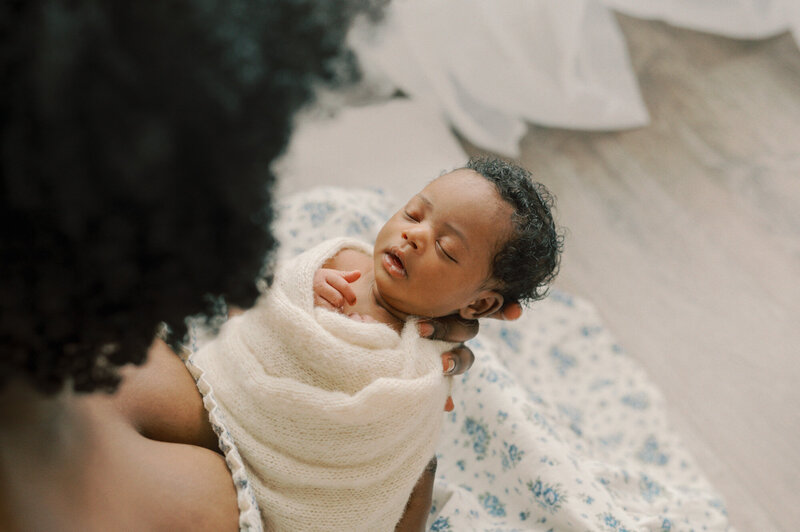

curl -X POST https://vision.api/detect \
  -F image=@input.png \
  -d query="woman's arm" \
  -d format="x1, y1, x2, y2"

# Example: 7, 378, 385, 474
395, 458, 438, 532
110, 338, 219, 451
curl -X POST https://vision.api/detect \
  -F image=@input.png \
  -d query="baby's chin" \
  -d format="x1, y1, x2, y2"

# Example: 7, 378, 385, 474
375, 285, 447, 320
372, 261, 459, 318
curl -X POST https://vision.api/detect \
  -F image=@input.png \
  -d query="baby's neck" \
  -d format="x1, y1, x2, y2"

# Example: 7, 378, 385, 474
368, 280, 411, 330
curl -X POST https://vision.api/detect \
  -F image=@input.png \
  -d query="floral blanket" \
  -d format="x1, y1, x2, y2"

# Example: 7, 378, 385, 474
269, 187, 732, 532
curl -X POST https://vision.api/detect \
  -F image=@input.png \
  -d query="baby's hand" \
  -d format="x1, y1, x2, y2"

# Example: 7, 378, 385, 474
346, 312, 378, 324
313, 268, 361, 311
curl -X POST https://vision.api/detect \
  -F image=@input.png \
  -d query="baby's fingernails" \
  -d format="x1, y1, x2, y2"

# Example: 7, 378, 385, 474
418, 322, 435, 338
443, 357, 456, 375
444, 396, 454, 412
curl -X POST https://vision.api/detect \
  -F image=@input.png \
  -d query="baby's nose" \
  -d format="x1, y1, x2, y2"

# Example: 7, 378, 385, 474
401, 228, 426, 250
401, 231, 418, 249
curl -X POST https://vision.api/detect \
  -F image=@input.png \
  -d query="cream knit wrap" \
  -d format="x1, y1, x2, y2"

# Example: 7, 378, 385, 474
190, 237, 452, 531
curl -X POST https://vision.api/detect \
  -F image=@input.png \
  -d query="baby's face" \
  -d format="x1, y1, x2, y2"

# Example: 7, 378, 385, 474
374, 169, 512, 318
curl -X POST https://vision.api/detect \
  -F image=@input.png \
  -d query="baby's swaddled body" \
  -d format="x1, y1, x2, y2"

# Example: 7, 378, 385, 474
190, 238, 451, 531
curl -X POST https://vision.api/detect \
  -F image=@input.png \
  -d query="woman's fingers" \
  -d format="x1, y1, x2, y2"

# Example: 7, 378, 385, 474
487, 300, 523, 321
441, 345, 475, 376
415, 317, 479, 414
438, 346, 475, 413
417, 314, 479, 343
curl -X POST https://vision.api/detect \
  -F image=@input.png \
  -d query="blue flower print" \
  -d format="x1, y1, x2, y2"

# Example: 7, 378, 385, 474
463, 417, 491, 460
550, 346, 576, 376
481, 368, 512, 390
639, 474, 662, 502
590, 378, 615, 391
499, 326, 521, 350
597, 512, 634, 532
479, 492, 507, 517
302, 202, 334, 227
580, 325, 603, 337
557, 403, 584, 437
638, 436, 669, 466
709, 498, 729, 516
344, 214, 375, 237
621, 392, 651, 410
548, 289, 575, 307
501, 442, 525, 471
527, 478, 567, 514
430, 516, 452, 531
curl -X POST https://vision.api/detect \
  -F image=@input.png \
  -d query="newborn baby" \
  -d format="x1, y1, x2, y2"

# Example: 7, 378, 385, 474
188, 158, 561, 531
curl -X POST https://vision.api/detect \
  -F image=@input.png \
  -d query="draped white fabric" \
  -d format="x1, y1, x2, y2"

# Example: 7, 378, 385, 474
604, 0, 800, 41
349, 0, 649, 157
343, 0, 800, 157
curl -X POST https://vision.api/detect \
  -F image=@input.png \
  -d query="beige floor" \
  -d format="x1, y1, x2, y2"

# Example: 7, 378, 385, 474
280, 13, 800, 530
463, 15, 798, 531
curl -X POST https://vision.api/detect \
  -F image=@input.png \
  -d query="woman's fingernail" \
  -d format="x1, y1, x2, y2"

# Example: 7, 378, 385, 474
444, 396, 454, 412
419, 322, 434, 337
443, 357, 456, 374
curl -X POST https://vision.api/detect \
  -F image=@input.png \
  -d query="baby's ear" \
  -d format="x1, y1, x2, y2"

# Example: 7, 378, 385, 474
458, 291, 504, 320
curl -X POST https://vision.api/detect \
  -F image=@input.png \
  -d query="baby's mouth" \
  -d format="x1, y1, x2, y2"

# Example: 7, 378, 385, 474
382, 250, 407, 279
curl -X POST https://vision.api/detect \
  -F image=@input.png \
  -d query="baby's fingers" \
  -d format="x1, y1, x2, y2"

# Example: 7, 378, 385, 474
327, 271, 359, 305
314, 283, 346, 309
340, 270, 361, 283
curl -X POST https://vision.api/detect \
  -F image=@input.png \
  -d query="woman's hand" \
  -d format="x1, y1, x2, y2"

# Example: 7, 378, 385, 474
417, 301, 523, 411
394, 304, 525, 529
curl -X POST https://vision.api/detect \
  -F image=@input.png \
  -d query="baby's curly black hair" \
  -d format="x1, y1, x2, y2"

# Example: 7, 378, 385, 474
467, 157, 564, 305
0, 0, 380, 395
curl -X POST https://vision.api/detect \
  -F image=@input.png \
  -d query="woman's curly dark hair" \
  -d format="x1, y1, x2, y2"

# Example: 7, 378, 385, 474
0, 0, 380, 394
467, 157, 564, 306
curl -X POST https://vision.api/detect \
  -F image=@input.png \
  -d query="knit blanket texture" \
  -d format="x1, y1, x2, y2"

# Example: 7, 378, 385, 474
190, 237, 451, 531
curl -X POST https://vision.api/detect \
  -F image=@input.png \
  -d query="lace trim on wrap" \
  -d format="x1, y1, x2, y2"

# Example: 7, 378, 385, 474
184, 354, 264, 532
